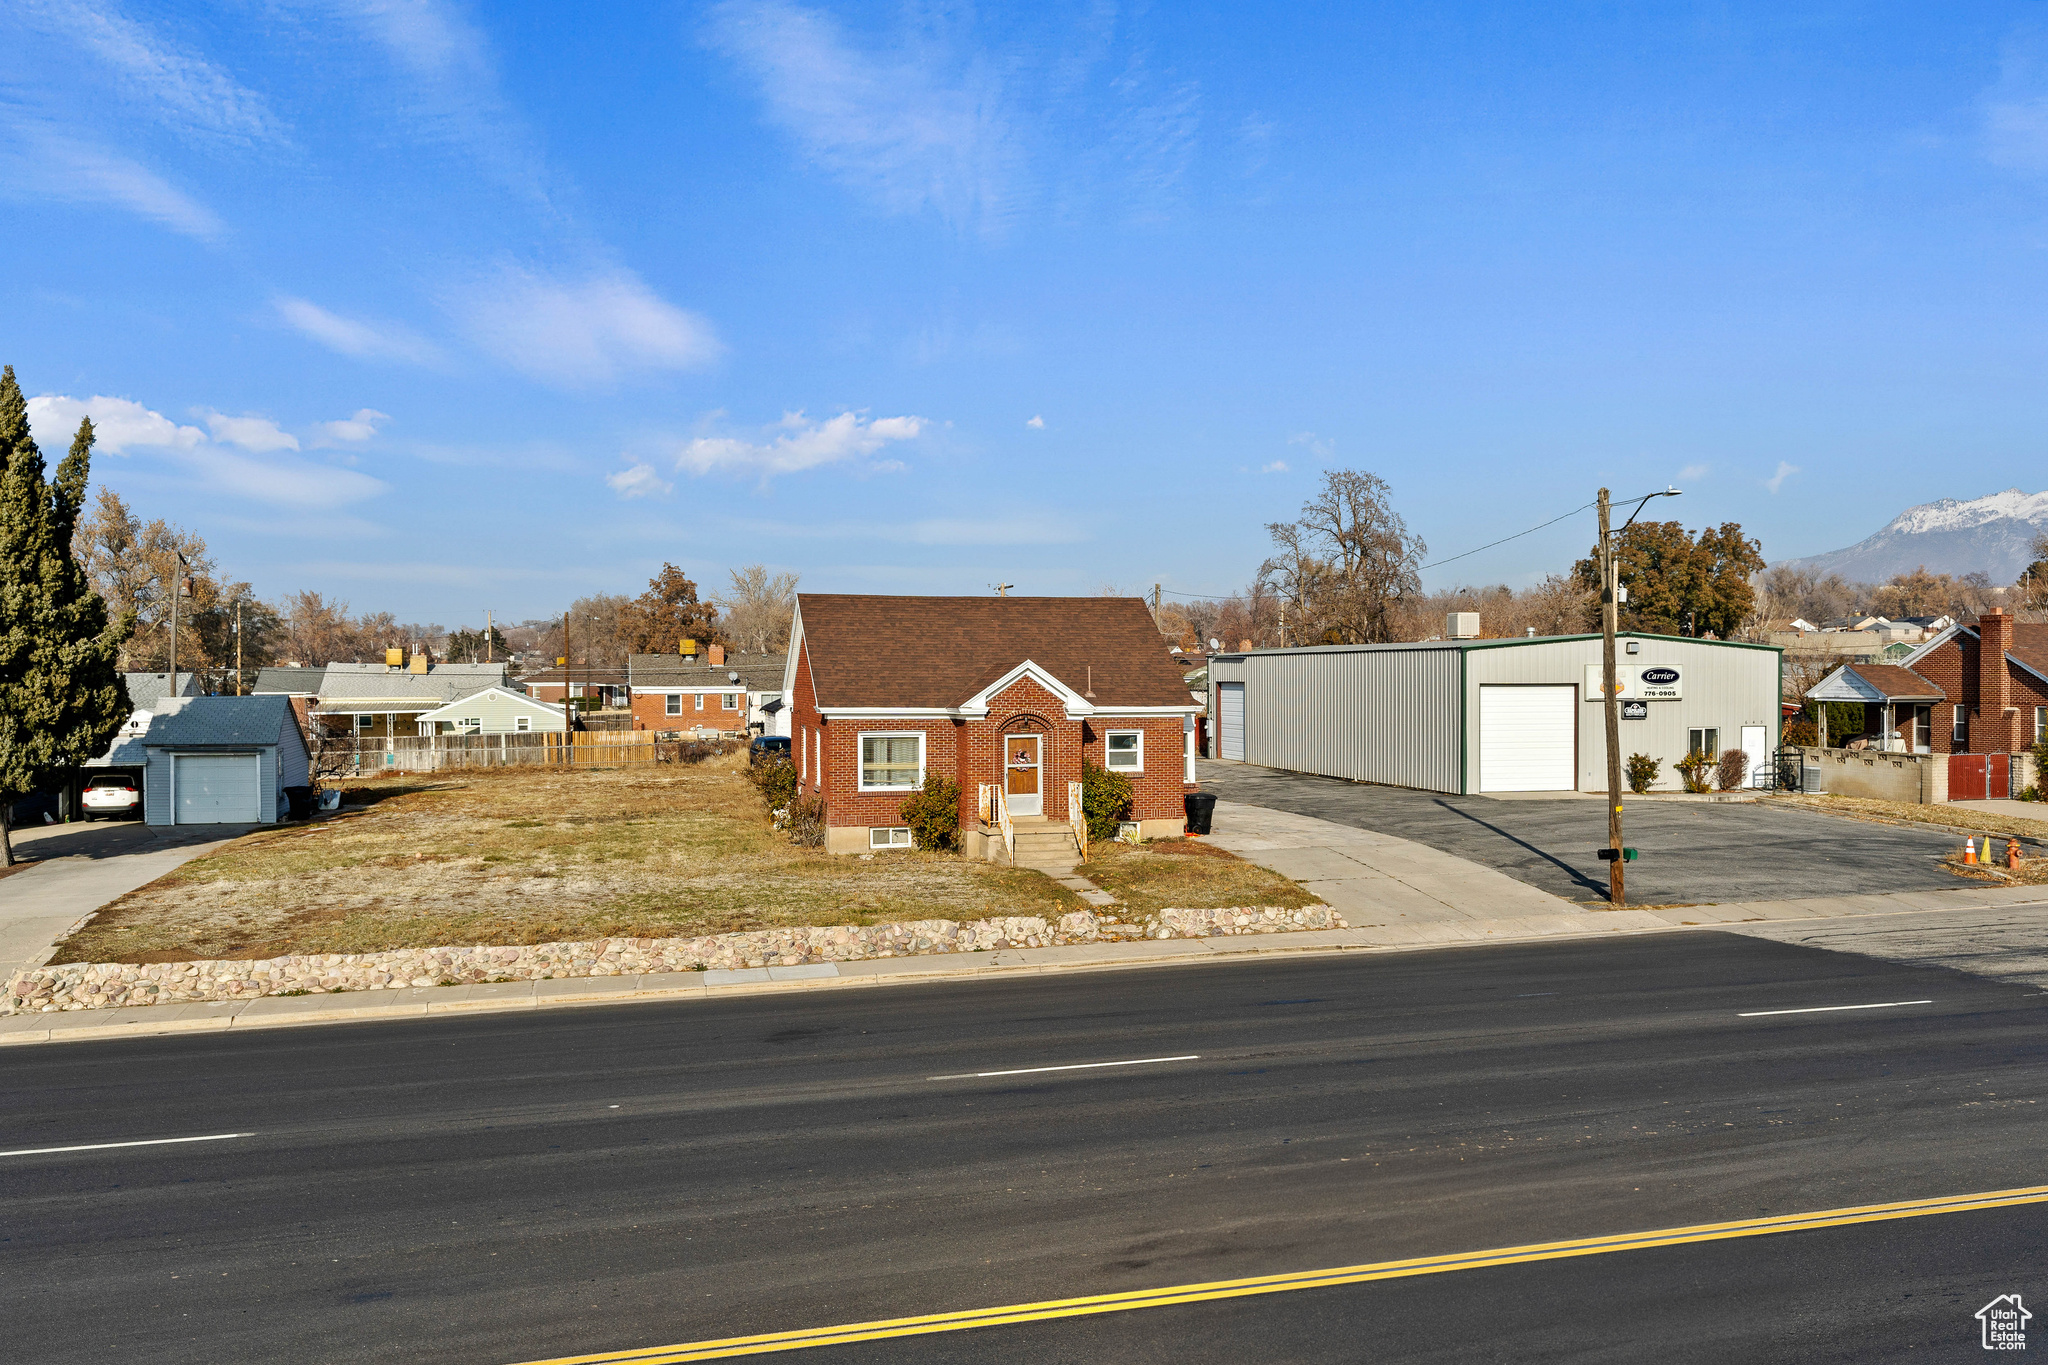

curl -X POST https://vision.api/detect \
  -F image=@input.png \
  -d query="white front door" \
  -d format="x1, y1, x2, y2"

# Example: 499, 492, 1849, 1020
1478, 686, 1576, 793
1741, 725, 1770, 788
1004, 734, 1043, 817
173, 753, 261, 823
1218, 683, 1245, 761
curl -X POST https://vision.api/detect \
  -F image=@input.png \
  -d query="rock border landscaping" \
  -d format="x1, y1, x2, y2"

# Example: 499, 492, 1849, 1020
4, 906, 1348, 1014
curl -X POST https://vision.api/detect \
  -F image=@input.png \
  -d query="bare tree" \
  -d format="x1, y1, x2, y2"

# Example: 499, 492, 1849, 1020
1260, 469, 1425, 644
713, 564, 799, 653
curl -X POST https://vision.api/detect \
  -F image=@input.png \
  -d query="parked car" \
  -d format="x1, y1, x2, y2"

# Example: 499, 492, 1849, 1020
81, 774, 142, 820
749, 735, 791, 765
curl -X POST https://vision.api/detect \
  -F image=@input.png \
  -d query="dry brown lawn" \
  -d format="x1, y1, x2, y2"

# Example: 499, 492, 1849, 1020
1764, 793, 2048, 842
55, 757, 1309, 964
1081, 837, 1320, 915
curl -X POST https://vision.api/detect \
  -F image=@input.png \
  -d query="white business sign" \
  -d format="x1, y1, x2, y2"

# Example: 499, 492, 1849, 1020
1584, 663, 1684, 701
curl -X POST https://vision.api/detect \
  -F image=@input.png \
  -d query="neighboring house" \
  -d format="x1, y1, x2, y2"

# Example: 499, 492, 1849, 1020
300, 660, 512, 737
124, 671, 200, 710
1897, 608, 2048, 756
1786, 617, 1819, 633
140, 695, 310, 826
628, 646, 788, 734
516, 667, 629, 709
414, 686, 569, 735
252, 665, 327, 696
784, 595, 1199, 856
1803, 663, 1945, 751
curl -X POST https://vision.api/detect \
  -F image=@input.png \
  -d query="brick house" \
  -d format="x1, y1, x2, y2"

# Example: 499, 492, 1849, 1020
784, 594, 1202, 856
1807, 608, 2047, 764
627, 645, 788, 734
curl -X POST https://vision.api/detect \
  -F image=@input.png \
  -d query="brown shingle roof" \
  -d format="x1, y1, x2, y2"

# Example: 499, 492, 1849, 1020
797, 594, 1193, 709
627, 652, 787, 688
1846, 663, 1945, 700
2004, 623, 2048, 681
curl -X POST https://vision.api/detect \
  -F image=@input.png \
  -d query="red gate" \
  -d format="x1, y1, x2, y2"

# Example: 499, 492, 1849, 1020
1949, 753, 2009, 802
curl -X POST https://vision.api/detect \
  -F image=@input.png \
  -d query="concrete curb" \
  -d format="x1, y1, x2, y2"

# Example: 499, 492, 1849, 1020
5, 885, 2045, 1048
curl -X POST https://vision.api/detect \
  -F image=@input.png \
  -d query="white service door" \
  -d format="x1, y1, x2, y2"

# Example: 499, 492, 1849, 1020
174, 754, 261, 823
1741, 725, 1770, 789
1478, 686, 1577, 793
1218, 683, 1245, 761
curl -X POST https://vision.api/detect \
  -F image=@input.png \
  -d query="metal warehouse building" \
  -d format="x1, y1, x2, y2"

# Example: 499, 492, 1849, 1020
1207, 630, 1782, 794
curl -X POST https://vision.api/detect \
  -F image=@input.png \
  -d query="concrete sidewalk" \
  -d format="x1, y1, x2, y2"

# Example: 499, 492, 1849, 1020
0, 822, 250, 976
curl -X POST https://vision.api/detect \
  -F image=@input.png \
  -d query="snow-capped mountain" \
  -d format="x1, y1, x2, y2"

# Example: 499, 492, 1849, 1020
1776, 488, 2048, 583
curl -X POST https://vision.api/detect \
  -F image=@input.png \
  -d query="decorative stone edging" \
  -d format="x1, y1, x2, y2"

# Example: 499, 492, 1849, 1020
3, 906, 1348, 1014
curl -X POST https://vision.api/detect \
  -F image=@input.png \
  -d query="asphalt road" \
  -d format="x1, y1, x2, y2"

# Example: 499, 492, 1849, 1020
1198, 760, 1968, 904
5, 933, 2044, 1364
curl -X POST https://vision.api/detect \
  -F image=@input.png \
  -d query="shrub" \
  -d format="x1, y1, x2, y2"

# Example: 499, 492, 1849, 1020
671, 738, 740, 765
1781, 718, 1818, 748
899, 775, 963, 852
1080, 761, 1134, 843
1675, 749, 1713, 793
785, 792, 826, 848
1625, 753, 1661, 794
749, 754, 797, 812
1714, 748, 1750, 792
2019, 785, 2040, 803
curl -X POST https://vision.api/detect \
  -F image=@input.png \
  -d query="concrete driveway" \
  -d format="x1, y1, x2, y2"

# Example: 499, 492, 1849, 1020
1, 820, 254, 974
1198, 761, 1968, 906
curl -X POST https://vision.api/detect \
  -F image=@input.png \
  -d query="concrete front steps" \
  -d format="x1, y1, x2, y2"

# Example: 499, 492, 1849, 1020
1006, 817, 1082, 873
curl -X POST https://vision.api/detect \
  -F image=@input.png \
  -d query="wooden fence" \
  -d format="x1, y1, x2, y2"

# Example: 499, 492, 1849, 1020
334, 729, 741, 774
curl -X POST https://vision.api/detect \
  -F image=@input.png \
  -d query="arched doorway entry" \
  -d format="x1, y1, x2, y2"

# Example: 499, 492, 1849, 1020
999, 715, 1051, 817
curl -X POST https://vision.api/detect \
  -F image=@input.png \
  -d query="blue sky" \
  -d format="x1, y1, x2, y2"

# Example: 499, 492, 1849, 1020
6, 2, 2048, 629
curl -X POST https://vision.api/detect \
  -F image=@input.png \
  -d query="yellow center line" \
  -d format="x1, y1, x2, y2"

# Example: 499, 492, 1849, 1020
507, 1183, 2048, 1364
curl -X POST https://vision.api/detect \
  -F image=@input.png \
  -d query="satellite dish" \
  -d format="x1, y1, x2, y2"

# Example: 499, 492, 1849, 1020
1208, 637, 1222, 651
728, 670, 740, 683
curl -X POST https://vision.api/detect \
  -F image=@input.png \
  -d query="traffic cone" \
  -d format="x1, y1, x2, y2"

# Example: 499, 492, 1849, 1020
1984, 836, 1994, 865
1963, 839, 1977, 865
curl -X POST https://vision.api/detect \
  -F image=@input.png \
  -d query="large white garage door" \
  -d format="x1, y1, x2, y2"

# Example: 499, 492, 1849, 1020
174, 754, 261, 824
1478, 686, 1576, 793
1218, 683, 1245, 761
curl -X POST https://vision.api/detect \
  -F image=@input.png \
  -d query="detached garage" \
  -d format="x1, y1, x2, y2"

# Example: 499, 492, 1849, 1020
142, 695, 311, 826
1206, 625, 1781, 795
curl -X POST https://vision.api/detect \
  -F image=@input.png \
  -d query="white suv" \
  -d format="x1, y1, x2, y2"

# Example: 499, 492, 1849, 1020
81, 774, 142, 820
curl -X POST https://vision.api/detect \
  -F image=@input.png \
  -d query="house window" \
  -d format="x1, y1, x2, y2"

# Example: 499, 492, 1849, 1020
665, 694, 681, 717
870, 826, 913, 849
463, 717, 481, 732
2037, 706, 2045, 744
695, 693, 705, 711
1954, 706, 1967, 745
1105, 731, 1143, 771
355, 714, 372, 735
1912, 706, 1931, 752
515, 717, 531, 732
723, 693, 739, 710
1687, 727, 1719, 759
859, 732, 924, 790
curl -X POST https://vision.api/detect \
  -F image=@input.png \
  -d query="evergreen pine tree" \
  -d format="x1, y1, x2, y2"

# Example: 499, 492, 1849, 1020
0, 366, 134, 864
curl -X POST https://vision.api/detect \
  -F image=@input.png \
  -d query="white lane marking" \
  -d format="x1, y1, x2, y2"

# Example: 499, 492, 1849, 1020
0, 1133, 254, 1158
1739, 1000, 1933, 1018
929, 1055, 1201, 1081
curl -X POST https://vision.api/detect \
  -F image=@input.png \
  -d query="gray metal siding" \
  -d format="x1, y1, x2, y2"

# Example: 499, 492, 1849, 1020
143, 751, 173, 826
277, 712, 310, 789
1207, 648, 1462, 790
1462, 637, 1780, 793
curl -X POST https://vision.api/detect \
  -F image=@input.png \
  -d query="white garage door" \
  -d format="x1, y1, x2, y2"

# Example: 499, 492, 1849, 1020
1218, 683, 1245, 761
1479, 686, 1576, 793
174, 754, 261, 824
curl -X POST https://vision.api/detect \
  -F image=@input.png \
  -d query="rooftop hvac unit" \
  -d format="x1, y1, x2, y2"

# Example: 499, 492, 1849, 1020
1447, 612, 1480, 640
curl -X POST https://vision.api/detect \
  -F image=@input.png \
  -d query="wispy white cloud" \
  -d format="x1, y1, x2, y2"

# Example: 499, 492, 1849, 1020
0, 123, 223, 240
448, 266, 720, 387
1025, 414, 1044, 429
319, 409, 390, 443
1765, 461, 1799, 494
200, 409, 300, 452
275, 296, 442, 365
26, 0, 286, 149
1287, 431, 1334, 460
1677, 463, 1710, 481
1260, 460, 1289, 474
705, 0, 1024, 233
27, 392, 386, 508
606, 462, 673, 499
676, 410, 925, 479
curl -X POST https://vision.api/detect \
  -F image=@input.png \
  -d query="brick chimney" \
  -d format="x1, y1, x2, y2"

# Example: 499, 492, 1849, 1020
708, 643, 725, 667
1976, 608, 2014, 752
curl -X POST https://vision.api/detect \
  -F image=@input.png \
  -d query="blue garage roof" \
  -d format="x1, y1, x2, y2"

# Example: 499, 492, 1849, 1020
142, 695, 295, 749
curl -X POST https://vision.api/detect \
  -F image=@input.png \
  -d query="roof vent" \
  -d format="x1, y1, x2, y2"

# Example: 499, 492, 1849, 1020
1447, 612, 1480, 639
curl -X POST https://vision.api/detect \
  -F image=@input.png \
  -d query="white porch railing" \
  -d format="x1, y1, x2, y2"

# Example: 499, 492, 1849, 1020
1068, 780, 1087, 863
980, 783, 1015, 863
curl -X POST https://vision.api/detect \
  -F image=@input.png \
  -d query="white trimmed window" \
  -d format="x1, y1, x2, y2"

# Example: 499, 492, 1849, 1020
1105, 730, 1143, 772
665, 694, 681, 716
695, 693, 705, 710
860, 732, 924, 790
2037, 705, 2045, 744
515, 717, 531, 732
723, 693, 739, 710
870, 826, 913, 849
1687, 727, 1719, 758
1954, 707, 1967, 744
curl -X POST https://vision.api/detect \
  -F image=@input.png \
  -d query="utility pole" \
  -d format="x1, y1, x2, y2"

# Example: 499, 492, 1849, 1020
1152, 583, 1161, 617
485, 609, 493, 664
1279, 599, 1287, 649
990, 583, 1013, 597
234, 600, 243, 695
1599, 489, 1625, 907
168, 551, 190, 692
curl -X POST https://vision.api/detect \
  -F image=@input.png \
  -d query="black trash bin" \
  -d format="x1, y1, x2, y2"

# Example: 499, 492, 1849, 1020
1183, 791, 1216, 836
283, 785, 313, 821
